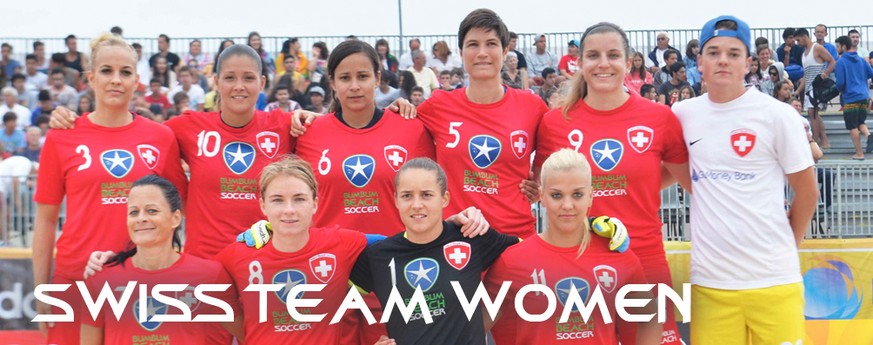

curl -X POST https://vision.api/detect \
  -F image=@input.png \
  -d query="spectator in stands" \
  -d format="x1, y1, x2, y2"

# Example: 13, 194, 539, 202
247, 31, 275, 76
151, 56, 176, 88
308, 41, 329, 84
757, 45, 789, 84
32, 41, 49, 72
185, 59, 209, 91
501, 52, 523, 89
183, 39, 210, 74
144, 79, 170, 116
684, 39, 701, 88
397, 70, 416, 99
64, 35, 90, 73
408, 50, 439, 97
657, 61, 688, 106
428, 40, 462, 74
640, 83, 658, 102
130, 43, 151, 86
1, 43, 22, 76
745, 56, 762, 89
208, 39, 234, 76
47, 69, 77, 109
34, 115, 49, 138
528, 33, 557, 83
760, 65, 779, 96
558, 39, 580, 78
0, 112, 24, 154
304, 86, 327, 114
835, 35, 873, 158
10, 74, 36, 110
76, 95, 94, 114
796, 28, 835, 149
777, 28, 804, 85
653, 49, 679, 88
168, 92, 190, 118
375, 39, 399, 73
537, 67, 558, 102
814, 24, 838, 60
848, 29, 871, 65
773, 80, 794, 103
275, 39, 293, 77
49, 53, 79, 87
410, 86, 425, 106
289, 38, 308, 77
648, 32, 681, 72
678, 85, 696, 102
0, 87, 31, 128
168, 66, 205, 111
25, 54, 48, 90
149, 34, 181, 72
398, 38, 423, 70
31, 90, 54, 125
264, 84, 301, 112
376, 71, 401, 109
625, 51, 653, 96
450, 68, 464, 88
19, 126, 41, 163
507, 31, 529, 89
438, 70, 454, 91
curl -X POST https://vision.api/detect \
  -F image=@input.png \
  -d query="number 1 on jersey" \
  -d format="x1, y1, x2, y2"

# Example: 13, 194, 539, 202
531, 269, 546, 295
389, 258, 397, 287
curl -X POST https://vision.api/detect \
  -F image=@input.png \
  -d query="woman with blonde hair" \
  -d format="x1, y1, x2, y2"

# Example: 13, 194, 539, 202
33, 33, 187, 344
533, 22, 689, 345
485, 148, 660, 344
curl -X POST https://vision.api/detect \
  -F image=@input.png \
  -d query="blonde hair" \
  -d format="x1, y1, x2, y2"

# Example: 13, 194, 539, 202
540, 148, 593, 257
259, 156, 318, 199
89, 33, 137, 69
562, 22, 631, 120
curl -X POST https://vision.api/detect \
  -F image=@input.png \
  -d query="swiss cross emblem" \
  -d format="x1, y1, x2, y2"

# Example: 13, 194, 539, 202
383, 145, 408, 172
509, 130, 529, 159
730, 129, 756, 157
626, 126, 654, 154
136, 144, 160, 170
256, 131, 280, 159
174, 286, 202, 312
593, 265, 618, 294
309, 253, 336, 283
443, 241, 471, 271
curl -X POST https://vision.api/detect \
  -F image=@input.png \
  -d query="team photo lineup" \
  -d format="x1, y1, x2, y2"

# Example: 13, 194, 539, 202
15, 6, 851, 345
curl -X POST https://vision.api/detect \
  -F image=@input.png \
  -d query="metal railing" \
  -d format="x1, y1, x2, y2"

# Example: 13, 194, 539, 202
3, 25, 872, 72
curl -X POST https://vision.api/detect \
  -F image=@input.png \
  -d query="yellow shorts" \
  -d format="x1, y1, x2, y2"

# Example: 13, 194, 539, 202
691, 283, 805, 345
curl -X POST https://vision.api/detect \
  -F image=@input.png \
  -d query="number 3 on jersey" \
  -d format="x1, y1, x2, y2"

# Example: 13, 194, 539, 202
447, 122, 463, 148
197, 130, 221, 157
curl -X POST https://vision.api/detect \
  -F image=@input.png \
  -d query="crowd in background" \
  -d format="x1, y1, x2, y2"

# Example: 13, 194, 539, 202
0, 24, 871, 171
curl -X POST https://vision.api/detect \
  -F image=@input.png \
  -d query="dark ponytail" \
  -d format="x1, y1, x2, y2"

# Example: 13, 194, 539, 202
326, 40, 381, 114
106, 174, 183, 267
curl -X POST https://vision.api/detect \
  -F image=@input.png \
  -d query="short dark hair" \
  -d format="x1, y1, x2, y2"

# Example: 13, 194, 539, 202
509, 31, 518, 39
33, 41, 43, 50
848, 29, 860, 36
131, 43, 142, 49
669, 61, 686, 75
173, 92, 188, 104
149, 78, 162, 85
3, 112, 17, 123
663, 49, 679, 61
177, 65, 192, 76
25, 54, 37, 62
457, 8, 509, 50
51, 53, 66, 64
439, 70, 451, 77
65, 34, 76, 43
794, 28, 810, 38
159, 34, 170, 43
37, 90, 51, 101
755, 37, 769, 48
110, 26, 123, 35
640, 84, 656, 95
11, 73, 25, 83
835, 36, 852, 49
782, 28, 796, 39
542, 67, 556, 78
411, 86, 424, 94
35, 114, 50, 126
1, 43, 12, 50
50, 68, 65, 77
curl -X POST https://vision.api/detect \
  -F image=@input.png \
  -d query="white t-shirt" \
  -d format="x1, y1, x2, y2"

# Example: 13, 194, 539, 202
168, 84, 206, 109
672, 88, 814, 290
427, 54, 462, 73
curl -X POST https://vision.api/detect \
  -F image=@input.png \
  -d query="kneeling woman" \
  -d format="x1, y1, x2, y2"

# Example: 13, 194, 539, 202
81, 175, 241, 344
485, 149, 661, 345
350, 158, 520, 345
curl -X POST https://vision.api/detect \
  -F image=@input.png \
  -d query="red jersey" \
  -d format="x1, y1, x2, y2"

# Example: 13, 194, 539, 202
533, 94, 688, 253
145, 93, 172, 111
216, 226, 367, 345
295, 111, 434, 235
82, 253, 236, 344
558, 55, 579, 76
485, 235, 647, 344
417, 88, 547, 238
35, 114, 187, 279
165, 110, 295, 259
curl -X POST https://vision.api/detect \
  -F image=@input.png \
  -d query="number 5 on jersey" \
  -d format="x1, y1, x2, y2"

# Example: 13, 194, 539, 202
447, 122, 464, 148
